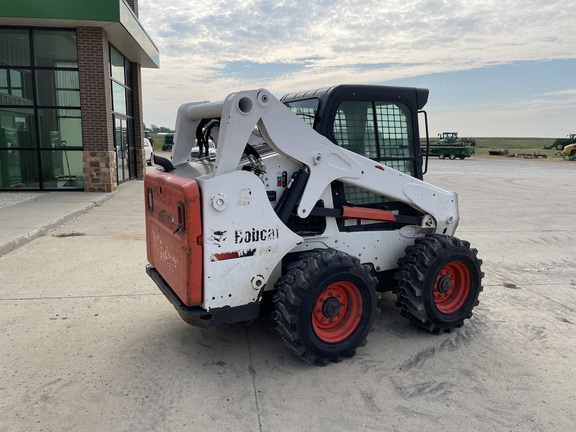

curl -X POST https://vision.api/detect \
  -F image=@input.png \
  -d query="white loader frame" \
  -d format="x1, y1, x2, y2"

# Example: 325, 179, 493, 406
165, 89, 459, 311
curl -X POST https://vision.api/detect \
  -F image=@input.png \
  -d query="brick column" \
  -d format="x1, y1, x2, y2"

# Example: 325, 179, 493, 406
77, 27, 117, 193
131, 62, 145, 179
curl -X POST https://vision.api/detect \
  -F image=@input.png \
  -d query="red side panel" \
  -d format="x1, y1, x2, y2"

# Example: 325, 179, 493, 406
342, 205, 397, 221
145, 170, 202, 306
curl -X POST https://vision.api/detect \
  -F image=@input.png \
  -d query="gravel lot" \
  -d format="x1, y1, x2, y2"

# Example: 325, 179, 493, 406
0, 155, 574, 432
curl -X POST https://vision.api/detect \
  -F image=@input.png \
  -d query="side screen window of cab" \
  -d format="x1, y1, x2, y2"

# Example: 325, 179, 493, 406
333, 101, 415, 175
332, 100, 415, 205
284, 98, 319, 128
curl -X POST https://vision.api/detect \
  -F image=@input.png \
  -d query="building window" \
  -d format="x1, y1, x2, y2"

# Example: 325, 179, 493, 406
112, 81, 127, 115
33, 30, 78, 68
0, 29, 30, 66
0, 27, 82, 190
0, 69, 33, 103
0, 107, 38, 188
110, 45, 135, 184
36, 69, 80, 107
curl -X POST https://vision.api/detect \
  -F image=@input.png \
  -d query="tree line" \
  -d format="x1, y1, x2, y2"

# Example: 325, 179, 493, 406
144, 124, 175, 133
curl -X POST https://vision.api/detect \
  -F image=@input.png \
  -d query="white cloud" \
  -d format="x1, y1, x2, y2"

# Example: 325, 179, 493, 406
138, 0, 576, 132
428, 85, 576, 137
540, 88, 576, 97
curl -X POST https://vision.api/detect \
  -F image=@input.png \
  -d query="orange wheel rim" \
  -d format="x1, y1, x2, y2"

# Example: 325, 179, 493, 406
433, 261, 470, 314
312, 281, 363, 343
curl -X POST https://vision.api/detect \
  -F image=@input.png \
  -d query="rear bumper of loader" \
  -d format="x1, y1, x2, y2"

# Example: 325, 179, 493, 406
146, 265, 261, 327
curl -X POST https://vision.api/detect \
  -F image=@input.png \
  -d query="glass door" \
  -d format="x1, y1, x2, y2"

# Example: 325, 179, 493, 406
115, 117, 129, 183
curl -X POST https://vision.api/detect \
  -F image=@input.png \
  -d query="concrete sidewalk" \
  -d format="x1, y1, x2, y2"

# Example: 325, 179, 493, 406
0, 188, 117, 257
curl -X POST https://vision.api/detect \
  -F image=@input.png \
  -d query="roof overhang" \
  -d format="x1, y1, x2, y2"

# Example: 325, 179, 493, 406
0, 0, 159, 68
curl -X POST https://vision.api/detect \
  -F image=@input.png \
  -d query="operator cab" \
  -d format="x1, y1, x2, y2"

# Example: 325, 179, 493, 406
281, 84, 428, 181
279, 85, 429, 227
175, 85, 431, 234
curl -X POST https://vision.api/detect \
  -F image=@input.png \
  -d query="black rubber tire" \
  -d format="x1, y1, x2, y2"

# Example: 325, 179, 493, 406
570, 150, 576, 157
272, 249, 377, 366
556, 143, 564, 150
449, 154, 456, 160
393, 234, 483, 333
459, 156, 465, 160
438, 154, 445, 159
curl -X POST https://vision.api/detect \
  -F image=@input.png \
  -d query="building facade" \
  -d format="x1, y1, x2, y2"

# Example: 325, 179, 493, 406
0, 0, 158, 192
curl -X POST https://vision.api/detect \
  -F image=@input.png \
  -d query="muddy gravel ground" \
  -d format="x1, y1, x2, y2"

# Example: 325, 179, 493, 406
0, 156, 574, 431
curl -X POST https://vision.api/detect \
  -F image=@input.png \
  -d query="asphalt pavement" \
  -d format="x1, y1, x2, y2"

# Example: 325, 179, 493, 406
1, 157, 575, 431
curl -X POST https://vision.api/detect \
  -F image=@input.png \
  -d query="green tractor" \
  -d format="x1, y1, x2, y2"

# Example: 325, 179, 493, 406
435, 132, 476, 146
544, 133, 576, 150
426, 132, 476, 160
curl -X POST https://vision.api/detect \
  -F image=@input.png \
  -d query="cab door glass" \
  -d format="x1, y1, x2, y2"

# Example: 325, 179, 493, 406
332, 100, 415, 205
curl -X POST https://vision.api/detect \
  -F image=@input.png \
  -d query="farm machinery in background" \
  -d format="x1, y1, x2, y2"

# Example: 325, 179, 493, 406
436, 132, 476, 146
424, 132, 476, 159
558, 142, 576, 161
488, 149, 547, 159
547, 133, 576, 160
544, 133, 576, 151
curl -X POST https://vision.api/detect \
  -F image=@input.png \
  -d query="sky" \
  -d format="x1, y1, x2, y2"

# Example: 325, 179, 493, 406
138, 0, 576, 138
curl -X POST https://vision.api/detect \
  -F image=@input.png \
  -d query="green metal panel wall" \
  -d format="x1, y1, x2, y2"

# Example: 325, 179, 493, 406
1, 0, 120, 22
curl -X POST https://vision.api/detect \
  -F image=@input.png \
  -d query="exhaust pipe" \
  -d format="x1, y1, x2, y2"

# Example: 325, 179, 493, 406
152, 154, 175, 172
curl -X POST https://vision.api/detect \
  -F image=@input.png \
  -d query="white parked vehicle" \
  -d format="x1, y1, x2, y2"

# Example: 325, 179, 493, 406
144, 137, 154, 165
190, 139, 216, 158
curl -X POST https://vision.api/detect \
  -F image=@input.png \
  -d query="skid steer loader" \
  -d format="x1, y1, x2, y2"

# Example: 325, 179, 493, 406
145, 85, 483, 366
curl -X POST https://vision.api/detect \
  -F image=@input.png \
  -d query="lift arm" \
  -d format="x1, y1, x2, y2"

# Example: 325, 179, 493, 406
171, 89, 459, 235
